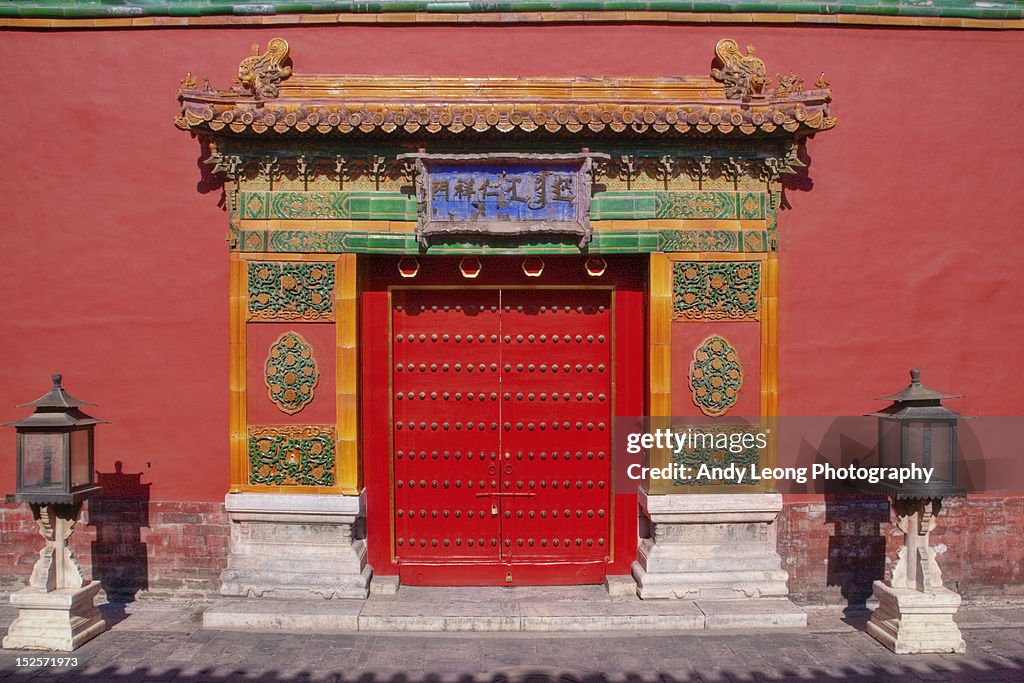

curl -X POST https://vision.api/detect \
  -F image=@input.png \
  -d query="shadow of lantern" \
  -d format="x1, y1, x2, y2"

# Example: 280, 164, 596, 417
90, 461, 150, 608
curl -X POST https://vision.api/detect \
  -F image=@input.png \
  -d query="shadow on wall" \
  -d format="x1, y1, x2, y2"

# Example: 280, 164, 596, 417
89, 461, 151, 604
779, 138, 813, 206
789, 417, 890, 607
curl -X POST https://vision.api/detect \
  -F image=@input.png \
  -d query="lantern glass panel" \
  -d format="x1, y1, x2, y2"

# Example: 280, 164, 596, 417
909, 419, 954, 483
70, 428, 91, 489
904, 420, 953, 485
20, 432, 66, 492
879, 418, 900, 470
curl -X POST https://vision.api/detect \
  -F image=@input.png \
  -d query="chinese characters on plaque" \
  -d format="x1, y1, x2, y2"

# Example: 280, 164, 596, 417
402, 153, 605, 248
430, 167, 578, 222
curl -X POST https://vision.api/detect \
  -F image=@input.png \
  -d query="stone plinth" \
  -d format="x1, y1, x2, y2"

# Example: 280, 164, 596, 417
2, 581, 106, 651
866, 498, 965, 654
632, 491, 792, 601
867, 582, 965, 654
220, 492, 372, 599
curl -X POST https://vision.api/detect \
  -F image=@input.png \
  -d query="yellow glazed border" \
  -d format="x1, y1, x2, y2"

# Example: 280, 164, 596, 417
230, 252, 359, 495
647, 251, 778, 494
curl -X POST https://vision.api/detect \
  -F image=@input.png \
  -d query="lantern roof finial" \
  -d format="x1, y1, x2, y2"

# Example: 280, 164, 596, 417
4, 375, 106, 429
17, 373, 97, 411
876, 368, 960, 404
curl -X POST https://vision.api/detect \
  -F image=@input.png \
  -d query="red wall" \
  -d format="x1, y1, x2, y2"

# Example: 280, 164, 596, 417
1, 25, 1021, 510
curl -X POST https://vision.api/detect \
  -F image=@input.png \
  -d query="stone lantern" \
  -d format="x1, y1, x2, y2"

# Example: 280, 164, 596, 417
2, 374, 107, 651
866, 368, 967, 654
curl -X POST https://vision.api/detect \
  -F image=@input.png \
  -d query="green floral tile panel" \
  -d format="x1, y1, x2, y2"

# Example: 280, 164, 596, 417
591, 191, 767, 221
240, 191, 415, 221
248, 425, 336, 487
673, 261, 761, 321
672, 424, 762, 487
654, 191, 767, 220
247, 261, 335, 321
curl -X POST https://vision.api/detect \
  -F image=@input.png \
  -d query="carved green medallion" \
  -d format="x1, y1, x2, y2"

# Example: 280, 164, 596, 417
265, 331, 319, 414
688, 335, 742, 417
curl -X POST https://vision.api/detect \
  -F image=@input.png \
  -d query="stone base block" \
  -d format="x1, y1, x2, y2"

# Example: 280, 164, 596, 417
634, 491, 791, 600
604, 575, 638, 600
867, 582, 966, 654
2, 582, 106, 652
203, 598, 363, 632
369, 575, 401, 596
632, 561, 789, 600
221, 492, 372, 600
697, 598, 806, 629
220, 566, 372, 601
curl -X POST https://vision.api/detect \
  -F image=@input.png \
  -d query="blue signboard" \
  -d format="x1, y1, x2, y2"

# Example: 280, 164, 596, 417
428, 164, 579, 223
401, 153, 604, 248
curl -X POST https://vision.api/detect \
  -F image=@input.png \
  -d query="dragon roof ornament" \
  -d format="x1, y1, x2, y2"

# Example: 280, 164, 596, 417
234, 37, 292, 99
176, 38, 835, 139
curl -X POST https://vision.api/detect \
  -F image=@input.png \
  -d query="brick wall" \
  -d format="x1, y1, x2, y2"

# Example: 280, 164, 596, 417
3, 496, 1022, 601
0, 501, 228, 597
779, 495, 1024, 604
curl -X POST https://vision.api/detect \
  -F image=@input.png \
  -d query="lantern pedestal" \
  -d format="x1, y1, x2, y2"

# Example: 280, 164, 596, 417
867, 498, 965, 654
2, 503, 107, 652
867, 583, 965, 654
2, 582, 106, 652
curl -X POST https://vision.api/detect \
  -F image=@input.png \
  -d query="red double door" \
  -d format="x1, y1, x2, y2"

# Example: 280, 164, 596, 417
391, 288, 612, 585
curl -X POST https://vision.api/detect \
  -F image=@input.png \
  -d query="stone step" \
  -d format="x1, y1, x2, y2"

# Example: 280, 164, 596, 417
202, 588, 806, 632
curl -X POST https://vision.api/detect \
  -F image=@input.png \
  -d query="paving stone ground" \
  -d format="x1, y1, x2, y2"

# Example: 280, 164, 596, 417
1, 597, 1023, 682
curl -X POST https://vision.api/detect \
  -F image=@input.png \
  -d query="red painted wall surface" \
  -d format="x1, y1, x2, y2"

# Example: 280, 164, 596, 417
1, 27, 1022, 572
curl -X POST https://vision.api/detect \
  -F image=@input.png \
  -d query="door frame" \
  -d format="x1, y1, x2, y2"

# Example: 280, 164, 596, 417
362, 255, 647, 583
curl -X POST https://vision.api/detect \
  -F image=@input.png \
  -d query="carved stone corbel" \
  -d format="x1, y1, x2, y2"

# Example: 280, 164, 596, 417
334, 156, 350, 190
725, 157, 746, 191
259, 157, 281, 190
685, 156, 713, 190
655, 155, 678, 190
617, 155, 640, 190
368, 155, 389, 191
295, 155, 311, 190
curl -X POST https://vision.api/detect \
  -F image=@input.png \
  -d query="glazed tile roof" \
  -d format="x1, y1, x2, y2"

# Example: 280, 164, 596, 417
176, 38, 837, 139
3, 0, 1022, 21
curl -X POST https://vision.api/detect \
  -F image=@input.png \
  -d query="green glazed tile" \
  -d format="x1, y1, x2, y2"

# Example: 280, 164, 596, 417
165, 4, 204, 15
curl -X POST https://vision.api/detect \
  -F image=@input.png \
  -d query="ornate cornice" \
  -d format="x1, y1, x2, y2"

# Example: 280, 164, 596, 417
176, 38, 835, 140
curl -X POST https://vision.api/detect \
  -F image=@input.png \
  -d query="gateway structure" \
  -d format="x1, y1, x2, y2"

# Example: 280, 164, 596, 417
175, 37, 835, 598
